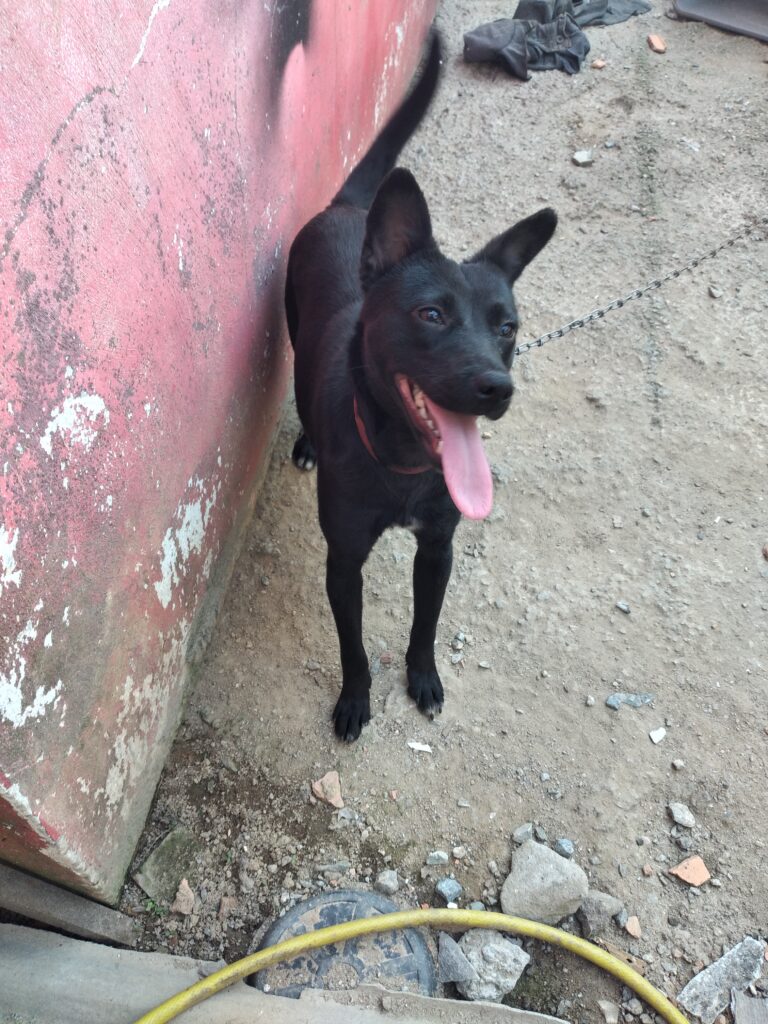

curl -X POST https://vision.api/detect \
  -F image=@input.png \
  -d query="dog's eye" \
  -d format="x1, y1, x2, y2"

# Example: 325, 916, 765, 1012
417, 307, 444, 325
500, 322, 516, 338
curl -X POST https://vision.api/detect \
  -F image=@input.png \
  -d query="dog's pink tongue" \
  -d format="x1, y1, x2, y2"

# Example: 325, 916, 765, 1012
424, 398, 493, 520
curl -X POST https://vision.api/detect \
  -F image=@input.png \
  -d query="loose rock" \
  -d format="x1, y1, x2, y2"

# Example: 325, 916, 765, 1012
500, 840, 588, 924
554, 838, 575, 859
438, 931, 477, 984
456, 928, 530, 1002
669, 855, 711, 887
625, 915, 642, 939
436, 877, 463, 903
649, 727, 667, 744
669, 802, 695, 828
407, 741, 432, 754
170, 878, 195, 916
311, 771, 344, 809
577, 889, 625, 938
427, 850, 450, 866
606, 692, 654, 711
374, 869, 400, 895
512, 822, 534, 845
572, 149, 594, 167
599, 1000, 620, 1024
678, 938, 767, 1024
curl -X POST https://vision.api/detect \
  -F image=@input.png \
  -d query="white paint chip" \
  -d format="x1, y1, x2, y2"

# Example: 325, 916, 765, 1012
1, 526, 22, 594
40, 392, 110, 457
154, 477, 220, 608
0, 620, 62, 728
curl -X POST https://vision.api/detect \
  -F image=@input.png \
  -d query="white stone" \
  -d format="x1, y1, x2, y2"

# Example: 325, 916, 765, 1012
456, 929, 530, 1002
500, 840, 588, 925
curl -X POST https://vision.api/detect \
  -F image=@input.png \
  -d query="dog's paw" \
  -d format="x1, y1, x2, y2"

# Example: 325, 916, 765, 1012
292, 433, 317, 471
332, 692, 371, 743
407, 667, 444, 718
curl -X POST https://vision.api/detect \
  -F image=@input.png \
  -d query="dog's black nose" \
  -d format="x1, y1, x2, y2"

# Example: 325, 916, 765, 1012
474, 371, 513, 413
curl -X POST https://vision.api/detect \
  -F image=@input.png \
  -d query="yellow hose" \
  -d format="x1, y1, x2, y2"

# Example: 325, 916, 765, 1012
132, 908, 689, 1024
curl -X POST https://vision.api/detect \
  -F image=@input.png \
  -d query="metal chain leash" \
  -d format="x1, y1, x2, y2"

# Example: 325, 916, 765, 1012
515, 216, 768, 357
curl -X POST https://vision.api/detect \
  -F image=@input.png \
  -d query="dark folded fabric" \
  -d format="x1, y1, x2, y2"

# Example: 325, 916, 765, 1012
463, 0, 651, 80
571, 0, 652, 27
464, 12, 589, 79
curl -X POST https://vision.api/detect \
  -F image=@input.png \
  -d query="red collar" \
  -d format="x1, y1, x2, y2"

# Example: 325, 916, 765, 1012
353, 395, 430, 475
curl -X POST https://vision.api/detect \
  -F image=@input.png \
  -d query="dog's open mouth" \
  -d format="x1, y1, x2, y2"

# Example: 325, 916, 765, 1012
396, 374, 493, 520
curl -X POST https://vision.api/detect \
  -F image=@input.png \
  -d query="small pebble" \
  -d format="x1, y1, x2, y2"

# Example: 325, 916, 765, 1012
668, 802, 695, 828
573, 149, 594, 166
512, 823, 534, 844
554, 838, 575, 859
649, 727, 667, 744
585, 694, 596, 706
453, 845, 468, 860
625, 915, 642, 938
427, 850, 450, 866
616, 600, 631, 614
436, 877, 463, 903
374, 869, 399, 895
672, 759, 685, 771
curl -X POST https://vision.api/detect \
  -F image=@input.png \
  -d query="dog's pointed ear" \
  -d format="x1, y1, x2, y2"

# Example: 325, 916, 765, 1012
361, 169, 434, 289
469, 208, 557, 284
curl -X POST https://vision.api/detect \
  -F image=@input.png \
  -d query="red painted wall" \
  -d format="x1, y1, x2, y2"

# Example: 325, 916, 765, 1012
0, 0, 436, 901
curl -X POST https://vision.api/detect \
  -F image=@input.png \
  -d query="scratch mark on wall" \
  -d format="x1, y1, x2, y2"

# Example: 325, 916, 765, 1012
131, 0, 172, 68
40, 393, 110, 457
1, 86, 113, 267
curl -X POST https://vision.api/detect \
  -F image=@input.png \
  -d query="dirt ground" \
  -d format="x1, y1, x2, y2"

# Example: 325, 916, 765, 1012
122, 1, 768, 1018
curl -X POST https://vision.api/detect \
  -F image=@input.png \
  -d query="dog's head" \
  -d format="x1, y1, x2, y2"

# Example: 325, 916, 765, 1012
358, 168, 557, 519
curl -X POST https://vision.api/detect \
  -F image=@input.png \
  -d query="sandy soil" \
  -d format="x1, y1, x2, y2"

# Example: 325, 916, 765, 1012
123, 2, 768, 1017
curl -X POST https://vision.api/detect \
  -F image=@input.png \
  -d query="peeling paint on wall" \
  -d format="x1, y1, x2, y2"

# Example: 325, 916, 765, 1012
0, 0, 435, 900
0, 619, 62, 729
154, 476, 220, 609
0, 526, 22, 595
39, 393, 110, 458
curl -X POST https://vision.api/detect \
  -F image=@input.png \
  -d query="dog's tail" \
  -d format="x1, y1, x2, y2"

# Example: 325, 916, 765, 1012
334, 31, 441, 209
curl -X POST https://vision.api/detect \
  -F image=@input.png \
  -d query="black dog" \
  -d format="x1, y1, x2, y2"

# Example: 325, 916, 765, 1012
285, 33, 556, 741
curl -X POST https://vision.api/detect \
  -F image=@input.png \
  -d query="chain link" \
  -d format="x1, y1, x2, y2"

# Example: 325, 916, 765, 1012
515, 216, 768, 357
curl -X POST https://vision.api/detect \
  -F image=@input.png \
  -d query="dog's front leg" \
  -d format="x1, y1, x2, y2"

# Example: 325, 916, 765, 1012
406, 523, 457, 716
326, 545, 373, 742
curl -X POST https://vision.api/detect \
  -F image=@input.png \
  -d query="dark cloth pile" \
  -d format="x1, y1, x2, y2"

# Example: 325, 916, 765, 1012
463, 0, 652, 80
